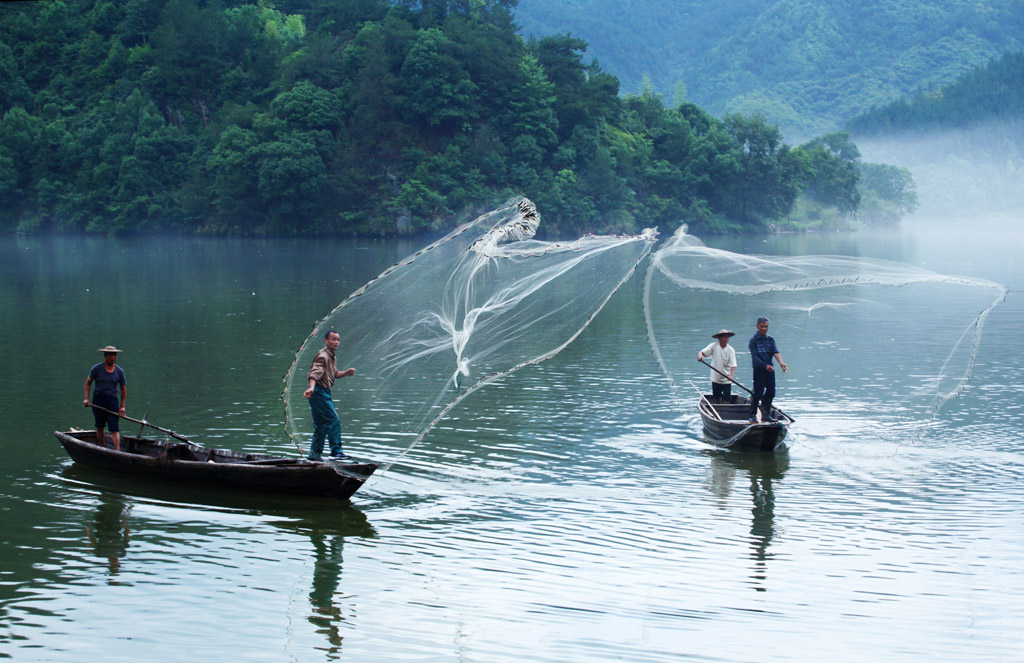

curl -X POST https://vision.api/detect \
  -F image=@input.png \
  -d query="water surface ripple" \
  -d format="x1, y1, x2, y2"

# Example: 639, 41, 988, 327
1, 225, 1022, 661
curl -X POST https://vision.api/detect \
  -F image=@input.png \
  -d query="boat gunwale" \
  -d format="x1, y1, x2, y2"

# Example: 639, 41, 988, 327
697, 395, 791, 451
54, 429, 377, 499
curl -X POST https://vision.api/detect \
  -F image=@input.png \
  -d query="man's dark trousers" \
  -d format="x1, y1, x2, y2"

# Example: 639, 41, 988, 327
749, 365, 776, 419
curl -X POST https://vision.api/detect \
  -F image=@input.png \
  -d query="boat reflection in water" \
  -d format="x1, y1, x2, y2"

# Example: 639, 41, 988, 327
65, 462, 378, 655
704, 449, 790, 591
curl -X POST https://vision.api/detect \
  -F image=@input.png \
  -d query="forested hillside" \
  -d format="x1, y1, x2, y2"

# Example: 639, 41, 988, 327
515, 0, 1024, 140
846, 51, 1024, 135
0, 0, 901, 236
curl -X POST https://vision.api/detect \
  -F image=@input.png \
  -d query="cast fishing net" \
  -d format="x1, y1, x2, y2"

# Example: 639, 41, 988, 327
284, 197, 657, 468
644, 226, 1006, 444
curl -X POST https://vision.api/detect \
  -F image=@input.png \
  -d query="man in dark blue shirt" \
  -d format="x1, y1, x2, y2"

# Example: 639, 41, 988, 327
84, 345, 128, 451
747, 317, 787, 423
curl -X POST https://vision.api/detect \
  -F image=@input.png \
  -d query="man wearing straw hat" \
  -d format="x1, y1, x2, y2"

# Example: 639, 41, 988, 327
697, 329, 738, 404
83, 346, 128, 451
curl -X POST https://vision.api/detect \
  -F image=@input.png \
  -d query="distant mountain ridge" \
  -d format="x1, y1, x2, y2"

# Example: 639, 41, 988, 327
515, 0, 1024, 140
849, 51, 1024, 216
847, 51, 1024, 135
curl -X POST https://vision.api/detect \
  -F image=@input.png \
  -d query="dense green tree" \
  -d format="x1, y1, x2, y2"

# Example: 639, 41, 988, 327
0, 42, 32, 113
207, 125, 260, 228
797, 132, 861, 213
399, 27, 480, 131
0, 107, 43, 228
506, 53, 558, 144
342, 18, 410, 157
150, 0, 224, 110
713, 114, 804, 227
283, 0, 386, 36
122, 0, 166, 47
0, 0, 877, 236
270, 81, 343, 132
533, 34, 620, 140
0, 153, 20, 231
256, 132, 329, 230
96, 89, 192, 231
857, 162, 919, 225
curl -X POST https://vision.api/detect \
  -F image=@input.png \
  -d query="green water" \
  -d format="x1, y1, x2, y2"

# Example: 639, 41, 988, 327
1, 218, 1021, 662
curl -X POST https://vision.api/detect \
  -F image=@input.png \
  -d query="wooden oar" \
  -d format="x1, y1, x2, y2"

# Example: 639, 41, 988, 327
699, 358, 752, 395
699, 359, 795, 422
87, 403, 196, 445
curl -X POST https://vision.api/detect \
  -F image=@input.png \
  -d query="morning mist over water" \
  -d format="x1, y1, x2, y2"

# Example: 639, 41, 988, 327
858, 119, 1024, 219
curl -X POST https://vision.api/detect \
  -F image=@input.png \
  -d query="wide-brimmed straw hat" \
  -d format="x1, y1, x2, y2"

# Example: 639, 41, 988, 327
98, 345, 123, 353
711, 329, 735, 339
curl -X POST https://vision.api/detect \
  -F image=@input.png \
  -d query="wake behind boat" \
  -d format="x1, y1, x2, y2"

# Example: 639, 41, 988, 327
55, 429, 377, 501
697, 394, 792, 452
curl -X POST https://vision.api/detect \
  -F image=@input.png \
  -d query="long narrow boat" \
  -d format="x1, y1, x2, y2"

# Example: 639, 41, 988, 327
55, 430, 377, 500
697, 395, 793, 452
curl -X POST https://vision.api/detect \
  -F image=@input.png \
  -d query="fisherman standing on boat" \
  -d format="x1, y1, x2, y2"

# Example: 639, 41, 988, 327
83, 346, 127, 451
303, 330, 356, 462
697, 329, 738, 403
748, 317, 787, 424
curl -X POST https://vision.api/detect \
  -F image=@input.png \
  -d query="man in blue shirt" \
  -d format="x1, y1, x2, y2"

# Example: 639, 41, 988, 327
747, 317, 787, 424
83, 345, 128, 451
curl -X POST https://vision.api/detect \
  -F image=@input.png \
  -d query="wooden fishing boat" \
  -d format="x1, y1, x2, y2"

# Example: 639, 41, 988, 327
55, 430, 377, 500
697, 395, 793, 452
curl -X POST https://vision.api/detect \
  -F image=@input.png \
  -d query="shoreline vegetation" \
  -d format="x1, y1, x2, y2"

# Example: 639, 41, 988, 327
1, 0, 976, 239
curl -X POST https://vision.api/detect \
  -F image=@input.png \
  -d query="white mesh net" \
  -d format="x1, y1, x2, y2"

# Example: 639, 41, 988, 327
644, 226, 1007, 432
284, 197, 657, 467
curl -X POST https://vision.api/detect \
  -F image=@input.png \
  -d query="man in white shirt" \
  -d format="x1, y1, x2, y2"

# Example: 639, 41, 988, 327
697, 329, 738, 403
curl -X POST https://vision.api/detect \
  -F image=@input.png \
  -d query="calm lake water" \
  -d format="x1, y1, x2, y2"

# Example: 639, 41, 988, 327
1, 216, 1022, 662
